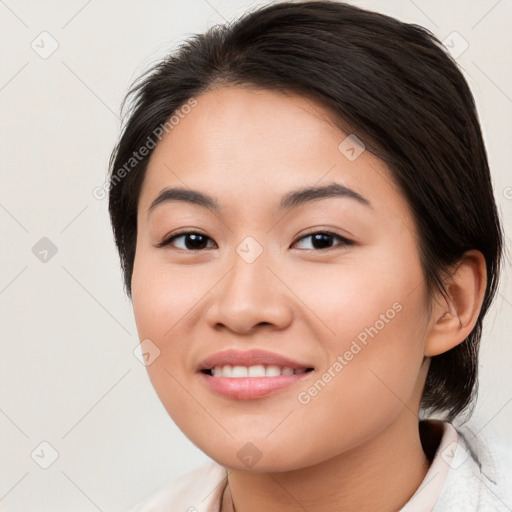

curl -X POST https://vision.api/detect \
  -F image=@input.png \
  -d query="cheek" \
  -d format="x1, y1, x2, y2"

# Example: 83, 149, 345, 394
304, 267, 426, 377
290, 247, 427, 353
131, 254, 203, 432
288, 250, 429, 417
131, 247, 205, 340
131, 247, 217, 383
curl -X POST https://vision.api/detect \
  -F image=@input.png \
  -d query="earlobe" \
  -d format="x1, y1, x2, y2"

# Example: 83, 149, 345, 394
424, 250, 487, 357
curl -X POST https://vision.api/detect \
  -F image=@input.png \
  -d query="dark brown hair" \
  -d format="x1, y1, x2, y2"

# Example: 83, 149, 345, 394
108, 1, 503, 421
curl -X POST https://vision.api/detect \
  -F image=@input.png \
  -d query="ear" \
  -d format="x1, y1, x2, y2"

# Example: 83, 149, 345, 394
424, 250, 487, 357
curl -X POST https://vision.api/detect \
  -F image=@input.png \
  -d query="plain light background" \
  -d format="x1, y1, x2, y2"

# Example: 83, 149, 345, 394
0, 0, 511, 510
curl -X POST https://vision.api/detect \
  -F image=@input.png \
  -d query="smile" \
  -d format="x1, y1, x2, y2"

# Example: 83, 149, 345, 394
204, 365, 313, 378
197, 349, 316, 399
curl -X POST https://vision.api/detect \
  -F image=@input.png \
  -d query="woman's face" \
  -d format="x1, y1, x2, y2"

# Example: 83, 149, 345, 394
132, 86, 432, 471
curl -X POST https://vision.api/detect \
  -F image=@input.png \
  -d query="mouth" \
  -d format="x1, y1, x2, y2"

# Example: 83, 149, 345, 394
197, 349, 316, 399
201, 365, 315, 377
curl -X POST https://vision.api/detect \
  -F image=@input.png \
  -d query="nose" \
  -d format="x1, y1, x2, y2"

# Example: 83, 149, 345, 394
204, 245, 294, 335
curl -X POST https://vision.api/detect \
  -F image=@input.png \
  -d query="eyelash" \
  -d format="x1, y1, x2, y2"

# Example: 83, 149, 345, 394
156, 230, 354, 252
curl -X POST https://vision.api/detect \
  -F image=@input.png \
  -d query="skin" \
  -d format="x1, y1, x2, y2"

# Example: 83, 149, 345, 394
131, 86, 487, 511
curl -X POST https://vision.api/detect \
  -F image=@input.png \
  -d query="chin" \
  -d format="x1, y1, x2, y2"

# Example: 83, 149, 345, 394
190, 433, 324, 473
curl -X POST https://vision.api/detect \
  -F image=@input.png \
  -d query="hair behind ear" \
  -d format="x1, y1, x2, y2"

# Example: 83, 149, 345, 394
421, 251, 488, 422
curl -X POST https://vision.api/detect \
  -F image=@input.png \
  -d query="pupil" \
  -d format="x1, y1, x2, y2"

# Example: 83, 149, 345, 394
186, 233, 208, 250
312, 233, 332, 249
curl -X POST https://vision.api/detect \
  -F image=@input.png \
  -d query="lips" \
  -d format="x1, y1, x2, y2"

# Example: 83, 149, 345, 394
197, 349, 316, 399
197, 349, 314, 373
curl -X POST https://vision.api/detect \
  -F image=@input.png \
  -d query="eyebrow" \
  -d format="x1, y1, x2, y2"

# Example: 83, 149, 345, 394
147, 182, 371, 216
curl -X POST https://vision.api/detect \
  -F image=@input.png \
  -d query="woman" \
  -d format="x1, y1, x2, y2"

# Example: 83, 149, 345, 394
108, 1, 511, 510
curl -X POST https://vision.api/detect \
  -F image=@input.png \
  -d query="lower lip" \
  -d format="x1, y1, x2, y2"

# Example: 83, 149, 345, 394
199, 371, 314, 399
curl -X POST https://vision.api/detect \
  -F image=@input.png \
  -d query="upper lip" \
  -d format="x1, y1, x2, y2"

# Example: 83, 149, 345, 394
198, 349, 314, 372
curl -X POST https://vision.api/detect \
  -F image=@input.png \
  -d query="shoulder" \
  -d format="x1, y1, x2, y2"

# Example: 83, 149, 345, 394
128, 460, 228, 512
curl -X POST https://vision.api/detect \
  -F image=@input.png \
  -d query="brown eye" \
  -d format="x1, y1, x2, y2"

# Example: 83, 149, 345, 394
293, 231, 353, 250
157, 232, 215, 251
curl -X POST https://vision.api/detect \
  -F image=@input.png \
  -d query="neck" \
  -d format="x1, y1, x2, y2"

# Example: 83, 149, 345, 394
222, 413, 432, 512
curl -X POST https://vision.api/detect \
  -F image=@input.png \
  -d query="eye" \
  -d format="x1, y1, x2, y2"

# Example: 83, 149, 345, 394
292, 231, 353, 251
157, 230, 353, 252
157, 231, 216, 251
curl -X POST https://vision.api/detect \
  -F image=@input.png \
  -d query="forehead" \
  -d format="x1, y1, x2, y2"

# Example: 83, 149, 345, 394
147, 85, 343, 179
139, 86, 411, 225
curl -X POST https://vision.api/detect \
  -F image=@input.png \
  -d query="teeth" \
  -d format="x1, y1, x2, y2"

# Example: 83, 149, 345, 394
232, 365, 248, 378
223, 365, 233, 377
248, 365, 265, 377
210, 365, 308, 377
266, 365, 281, 377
